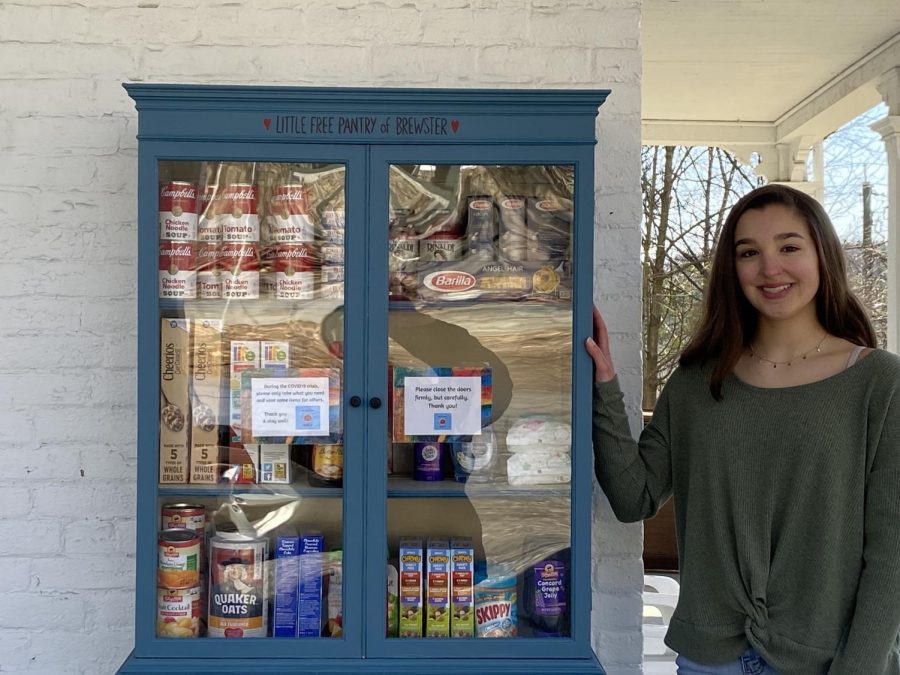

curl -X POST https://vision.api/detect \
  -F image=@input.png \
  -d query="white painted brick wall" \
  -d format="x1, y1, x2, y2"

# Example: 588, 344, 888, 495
0, 1, 643, 673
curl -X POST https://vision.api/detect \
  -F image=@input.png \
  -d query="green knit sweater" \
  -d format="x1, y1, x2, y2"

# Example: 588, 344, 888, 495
593, 349, 900, 675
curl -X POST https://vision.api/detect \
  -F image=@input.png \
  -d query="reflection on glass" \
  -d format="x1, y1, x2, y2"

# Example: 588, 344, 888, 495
385, 164, 574, 639
156, 161, 346, 639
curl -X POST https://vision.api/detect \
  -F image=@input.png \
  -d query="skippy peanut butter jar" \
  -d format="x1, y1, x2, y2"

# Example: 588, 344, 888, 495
474, 575, 517, 638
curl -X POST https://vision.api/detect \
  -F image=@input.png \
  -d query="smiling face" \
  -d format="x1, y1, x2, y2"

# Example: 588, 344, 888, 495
734, 203, 820, 326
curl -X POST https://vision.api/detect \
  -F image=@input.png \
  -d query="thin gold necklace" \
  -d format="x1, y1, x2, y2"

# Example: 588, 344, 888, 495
748, 333, 827, 368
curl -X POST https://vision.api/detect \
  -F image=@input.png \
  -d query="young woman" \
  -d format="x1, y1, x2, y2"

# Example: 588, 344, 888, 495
586, 184, 900, 674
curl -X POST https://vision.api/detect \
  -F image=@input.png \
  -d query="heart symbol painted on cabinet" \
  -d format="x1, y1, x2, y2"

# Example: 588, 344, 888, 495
450, 119, 459, 133
263, 118, 272, 130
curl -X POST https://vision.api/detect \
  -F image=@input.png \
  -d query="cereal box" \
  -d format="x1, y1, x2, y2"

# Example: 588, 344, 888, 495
273, 534, 300, 637
426, 538, 451, 637
324, 550, 343, 637
229, 340, 259, 443
298, 534, 324, 637
398, 537, 424, 637
190, 319, 224, 484
386, 563, 399, 637
160, 318, 191, 483
450, 537, 475, 637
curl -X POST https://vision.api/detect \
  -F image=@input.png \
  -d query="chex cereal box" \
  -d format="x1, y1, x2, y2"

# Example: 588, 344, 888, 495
450, 537, 475, 637
398, 538, 423, 637
426, 538, 451, 637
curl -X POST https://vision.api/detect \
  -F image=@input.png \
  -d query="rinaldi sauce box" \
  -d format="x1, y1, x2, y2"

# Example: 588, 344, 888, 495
273, 534, 300, 637
426, 538, 451, 637
298, 534, 325, 637
450, 537, 475, 637
190, 319, 224, 484
399, 537, 424, 637
160, 319, 191, 483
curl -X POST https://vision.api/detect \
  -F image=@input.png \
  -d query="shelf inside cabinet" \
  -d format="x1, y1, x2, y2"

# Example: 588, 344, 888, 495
386, 476, 569, 498
157, 482, 342, 498
159, 298, 343, 320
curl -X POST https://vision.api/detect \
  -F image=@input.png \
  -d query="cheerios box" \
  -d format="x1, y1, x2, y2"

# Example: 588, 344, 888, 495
398, 537, 424, 638
190, 319, 224, 484
450, 537, 475, 637
426, 538, 451, 637
160, 318, 191, 484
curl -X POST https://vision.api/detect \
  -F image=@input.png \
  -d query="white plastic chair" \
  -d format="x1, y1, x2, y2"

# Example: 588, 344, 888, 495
643, 574, 680, 663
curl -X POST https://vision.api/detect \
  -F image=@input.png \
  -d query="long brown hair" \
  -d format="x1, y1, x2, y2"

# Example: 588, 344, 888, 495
679, 183, 876, 399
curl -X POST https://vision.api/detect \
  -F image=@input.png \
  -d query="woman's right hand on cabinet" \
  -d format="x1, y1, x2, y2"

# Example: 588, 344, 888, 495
584, 305, 616, 383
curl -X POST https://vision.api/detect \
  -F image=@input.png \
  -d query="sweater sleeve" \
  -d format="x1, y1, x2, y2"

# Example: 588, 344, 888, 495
828, 392, 900, 674
592, 375, 673, 523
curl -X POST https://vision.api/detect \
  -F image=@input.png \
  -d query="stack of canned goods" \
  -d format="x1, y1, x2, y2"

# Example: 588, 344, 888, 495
157, 503, 206, 638
319, 208, 345, 300
158, 182, 200, 299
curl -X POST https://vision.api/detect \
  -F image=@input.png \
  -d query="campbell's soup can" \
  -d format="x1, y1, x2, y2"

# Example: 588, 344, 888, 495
159, 181, 198, 241
158, 528, 201, 589
268, 184, 315, 242
421, 233, 463, 262
157, 586, 201, 638
197, 185, 222, 242
220, 183, 260, 243
194, 241, 219, 272
208, 532, 268, 638
220, 242, 260, 299
274, 243, 316, 299
197, 270, 222, 299
259, 266, 278, 298
158, 241, 196, 299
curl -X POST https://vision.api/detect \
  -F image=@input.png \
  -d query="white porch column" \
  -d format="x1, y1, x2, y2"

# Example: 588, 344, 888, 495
874, 67, 900, 352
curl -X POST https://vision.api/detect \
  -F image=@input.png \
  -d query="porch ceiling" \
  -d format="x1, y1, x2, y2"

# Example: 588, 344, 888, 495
642, 0, 900, 140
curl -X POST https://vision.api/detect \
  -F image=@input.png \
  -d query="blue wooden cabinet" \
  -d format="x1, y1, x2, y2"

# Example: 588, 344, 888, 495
119, 84, 609, 674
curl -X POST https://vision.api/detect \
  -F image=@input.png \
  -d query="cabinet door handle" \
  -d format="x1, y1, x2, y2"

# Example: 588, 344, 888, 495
349, 395, 362, 408
369, 397, 382, 409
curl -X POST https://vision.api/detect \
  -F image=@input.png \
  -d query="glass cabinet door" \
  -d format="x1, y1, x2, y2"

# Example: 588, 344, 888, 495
153, 159, 350, 646
382, 163, 575, 642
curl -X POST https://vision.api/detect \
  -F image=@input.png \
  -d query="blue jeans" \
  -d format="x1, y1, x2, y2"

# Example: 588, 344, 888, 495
676, 649, 779, 675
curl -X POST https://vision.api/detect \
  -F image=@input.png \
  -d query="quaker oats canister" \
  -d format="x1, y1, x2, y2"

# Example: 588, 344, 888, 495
207, 532, 268, 638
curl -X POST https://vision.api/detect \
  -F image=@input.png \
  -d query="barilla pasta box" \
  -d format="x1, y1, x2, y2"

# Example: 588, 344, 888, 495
159, 318, 191, 483
399, 537, 424, 637
190, 319, 224, 484
426, 538, 451, 637
273, 534, 300, 637
298, 534, 324, 637
450, 537, 475, 637
259, 444, 291, 484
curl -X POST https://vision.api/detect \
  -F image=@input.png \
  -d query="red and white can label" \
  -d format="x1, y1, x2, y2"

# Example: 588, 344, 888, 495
194, 241, 220, 272
157, 586, 201, 638
268, 185, 315, 242
220, 242, 259, 299
220, 183, 260, 243
259, 269, 278, 298
197, 271, 222, 299
159, 182, 198, 241
159, 241, 196, 299
197, 185, 222, 242
275, 243, 316, 299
